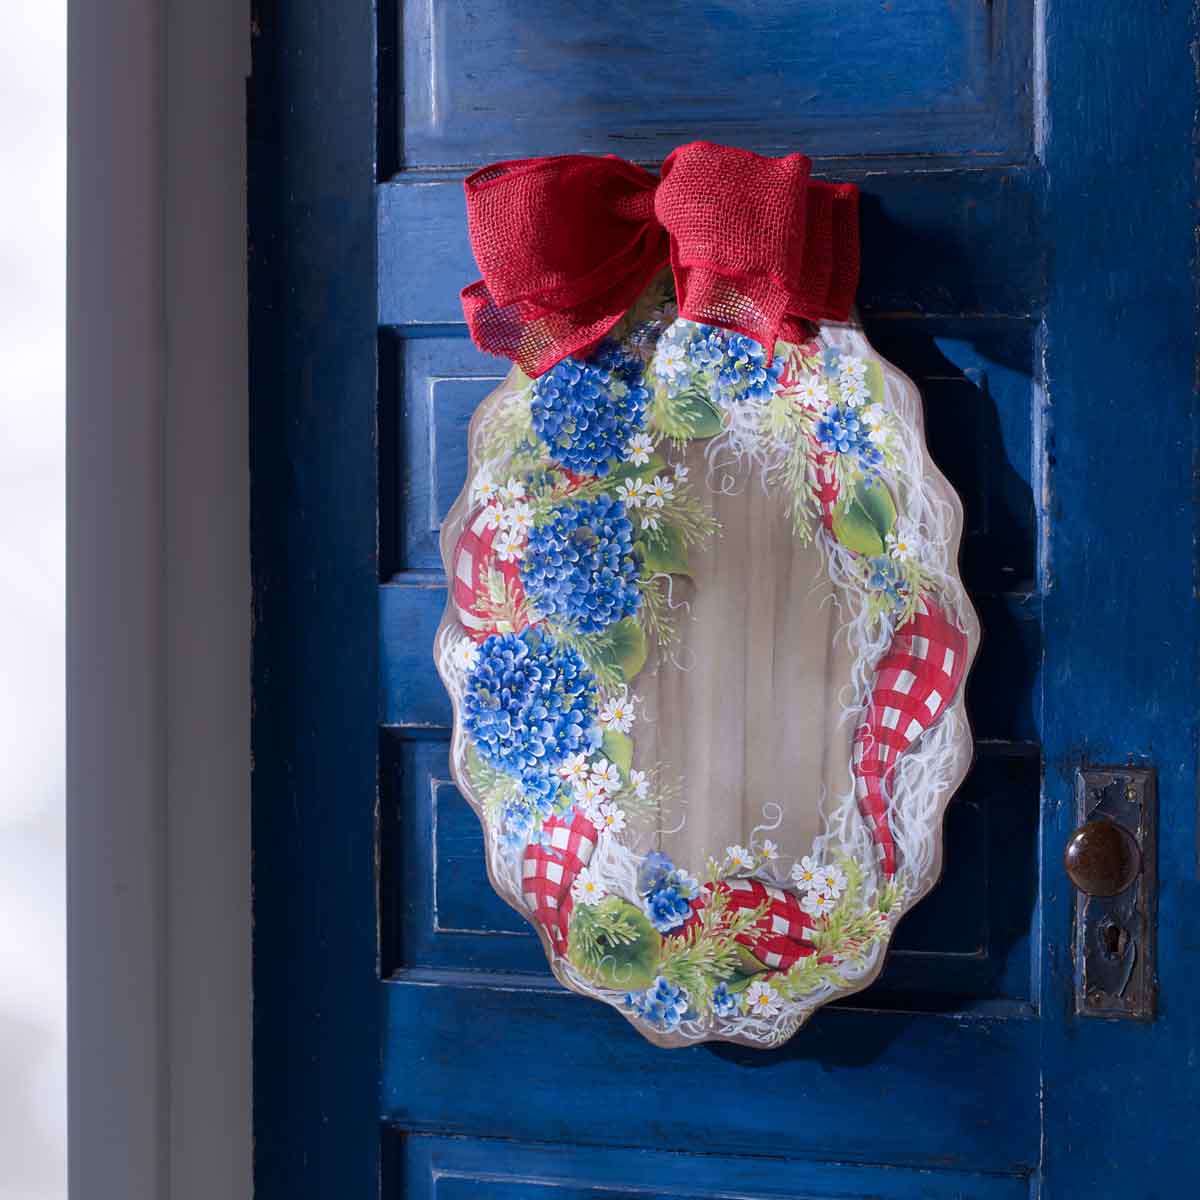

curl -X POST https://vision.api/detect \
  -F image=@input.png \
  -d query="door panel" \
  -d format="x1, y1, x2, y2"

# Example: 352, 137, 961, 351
389, 1135, 1033, 1200
392, 0, 1034, 165
250, 0, 1199, 1196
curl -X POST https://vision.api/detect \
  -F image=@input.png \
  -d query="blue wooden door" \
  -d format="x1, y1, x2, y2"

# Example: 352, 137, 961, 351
250, 2, 1199, 1196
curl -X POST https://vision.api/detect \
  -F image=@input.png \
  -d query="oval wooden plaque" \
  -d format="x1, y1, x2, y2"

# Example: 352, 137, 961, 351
435, 278, 979, 1048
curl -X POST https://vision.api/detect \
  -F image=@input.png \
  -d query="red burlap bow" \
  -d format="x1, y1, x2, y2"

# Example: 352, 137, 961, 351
460, 140, 860, 378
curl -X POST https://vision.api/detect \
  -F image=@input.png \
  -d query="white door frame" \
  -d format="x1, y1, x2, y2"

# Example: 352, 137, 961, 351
66, 2, 250, 1196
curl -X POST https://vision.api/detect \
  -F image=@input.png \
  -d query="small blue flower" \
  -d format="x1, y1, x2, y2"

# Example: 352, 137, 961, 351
645, 885, 694, 933
688, 325, 782, 406
519, 494, 642, 634
463, 628, 599, 781
531, 341, 649, 476
626, 975, 692, 1032
637, 851, 700, 933
865, 555, 910, 611
822, 346, 842, 376
815, 405, 884, 473
711, 981, 739, 1018
637, 850, 675, 894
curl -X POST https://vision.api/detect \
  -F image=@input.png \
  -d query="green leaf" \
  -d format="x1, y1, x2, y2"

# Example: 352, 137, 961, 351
593, 617, 647, 684
568, 898, 661, 990
831, 478, 897, 556
866, 357, 886, 406
638, 522, 691, 575
652, 388, 724, 441
732, 943, 770, 978
601, 729, 633, 774
674, 392, 724, 438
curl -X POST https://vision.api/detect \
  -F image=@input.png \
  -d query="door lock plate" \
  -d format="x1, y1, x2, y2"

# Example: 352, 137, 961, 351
1071, 767, 1157, 1020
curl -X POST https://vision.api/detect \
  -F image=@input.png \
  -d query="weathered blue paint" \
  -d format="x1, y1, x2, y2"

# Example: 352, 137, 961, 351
252, 1, 1199, 1196
248, 1, 381, 1197
1036, 0, 1200, 1194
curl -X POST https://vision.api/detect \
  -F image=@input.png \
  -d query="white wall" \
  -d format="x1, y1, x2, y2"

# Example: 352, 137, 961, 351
66, 1, 251, 1197
0, 5, 67, 1198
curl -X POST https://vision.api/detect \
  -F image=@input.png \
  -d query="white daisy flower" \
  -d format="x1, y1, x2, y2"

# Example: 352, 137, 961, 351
501, 501, 535, 536
499, 477, 526, 504
494, 532, 525, 563
725, 845, 755, 873
451, 637, 480, 673
590, 758, 622, 793
673, 462, 689, 483
572, 776, 607, 817
626, 433, 654, 466
628, 769, 650, 799
796, 375, 829, 409
571, 867, 605, 907
839, 375, 870, 408
640, 512, 660, 532
886, 520, 918, 563
597, 802, 627, 835
818, 863, 847, 900
758, 839, 780, 862
557, 752, 590, 785
471, 469, 498, 506
743, 980, 782, 1018
867, 424, 889, 448
598, 691, 636, 733
838, 354, 869, 383
616, 477, 645, 509
801, 889, 835, 918
654, 340, 688, 381
790, 855, 820, 888
861, 404, 886, 428
644, 475, 674, 508
481, 504, 506, 532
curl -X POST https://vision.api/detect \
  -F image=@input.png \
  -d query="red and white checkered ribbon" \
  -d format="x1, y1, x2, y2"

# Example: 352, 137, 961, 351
853, 596, 968, 877
521, 811, 599, 952
451, 504, 525, 643
679, 878, 815, 970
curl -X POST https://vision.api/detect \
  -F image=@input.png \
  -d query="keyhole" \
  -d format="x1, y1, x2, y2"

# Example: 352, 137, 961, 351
1099, 920, 1128, 960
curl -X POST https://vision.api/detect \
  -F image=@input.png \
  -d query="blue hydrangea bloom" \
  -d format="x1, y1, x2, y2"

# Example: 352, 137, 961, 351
815, 405, 884, 471
625, 975, 692, 1032
519, 494, 641, 634
711, 981, 739, 1017
530, 340, 649, 476
462, 628, 599, 781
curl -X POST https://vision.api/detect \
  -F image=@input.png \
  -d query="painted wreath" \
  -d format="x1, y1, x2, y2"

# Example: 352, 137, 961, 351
437, 275, 975, 1048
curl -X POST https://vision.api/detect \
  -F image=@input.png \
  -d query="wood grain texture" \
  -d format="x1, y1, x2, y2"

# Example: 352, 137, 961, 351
388, 0, 1034, 167
1036, 0, 1200, 1194
388, 1133, 1032, 1199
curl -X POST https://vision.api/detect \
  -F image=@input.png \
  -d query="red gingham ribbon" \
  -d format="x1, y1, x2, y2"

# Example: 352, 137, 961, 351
461, 141, 860, 378
679, 878, 815, 971
451, 505, 528, 643
521, 811, 599, 952
853, 597, 969, 876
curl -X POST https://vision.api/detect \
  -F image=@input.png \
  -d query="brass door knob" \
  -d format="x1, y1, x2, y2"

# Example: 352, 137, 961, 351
1063, 818, 1141, 897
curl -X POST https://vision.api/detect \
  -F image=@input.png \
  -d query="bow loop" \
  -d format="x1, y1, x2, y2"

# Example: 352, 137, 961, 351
461, 141, 859, 378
